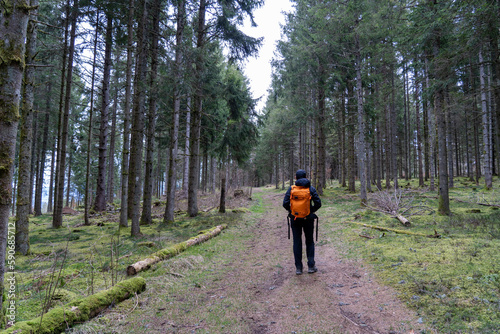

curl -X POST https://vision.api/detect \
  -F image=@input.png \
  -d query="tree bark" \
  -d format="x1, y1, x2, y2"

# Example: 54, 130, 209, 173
182, 105, 191, 193
34, 83, 51, 216
355, 34, 367, 205
425, 59, 436, 191
94, 13, 113, 212
107, 70, 119, 204
164, 0, 186, 224
0, 0, 30, 318
47, 140, 56, 213
140, 0, 160, 226
479, 46, 493, 189
188, 0, 206, 217
119, 0, 134, 228
317, 59, 326, 195
128, 0, 149, 236
15, 1, 39, 255
127, 225, 226, 276
415, 67, 424, 187
84, 10, 99, 225
53, 0, 79, 228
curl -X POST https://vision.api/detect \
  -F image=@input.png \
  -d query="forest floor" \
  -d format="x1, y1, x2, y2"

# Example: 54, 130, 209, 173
70, 187, 429, 334
11, 178, 500, 333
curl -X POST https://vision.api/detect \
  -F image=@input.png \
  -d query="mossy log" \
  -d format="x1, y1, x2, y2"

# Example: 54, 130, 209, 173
126, 224, 227, 276
343, 220, 441, 238
5, 276, 146, 334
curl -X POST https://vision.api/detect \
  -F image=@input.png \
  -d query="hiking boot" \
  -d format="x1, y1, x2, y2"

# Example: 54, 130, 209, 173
296, 268, 303, 275
307, 266, 318, 274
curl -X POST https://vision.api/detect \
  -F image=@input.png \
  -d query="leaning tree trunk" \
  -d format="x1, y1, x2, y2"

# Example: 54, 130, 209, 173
94, 13, 113, 212
140, 0, 160, 226
119, 0, 134, 228
53, 0, 79, 228
128, 0, 149, 236
164, 0, 186, 224
0, 0, 30, 320
15, 1, 39, 255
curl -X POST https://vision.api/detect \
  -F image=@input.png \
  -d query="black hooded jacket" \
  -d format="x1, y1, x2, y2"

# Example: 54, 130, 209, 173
283, 178, 321, 219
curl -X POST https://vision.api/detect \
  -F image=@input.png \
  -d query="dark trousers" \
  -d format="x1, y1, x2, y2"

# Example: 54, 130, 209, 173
290, 217, 315, 270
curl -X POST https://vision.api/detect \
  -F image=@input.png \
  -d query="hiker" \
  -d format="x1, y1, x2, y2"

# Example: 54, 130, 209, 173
283, 169, 322, 275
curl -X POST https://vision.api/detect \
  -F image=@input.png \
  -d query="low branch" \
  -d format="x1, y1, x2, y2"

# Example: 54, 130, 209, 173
127, 225, 227, 276
5, 277, 146, 333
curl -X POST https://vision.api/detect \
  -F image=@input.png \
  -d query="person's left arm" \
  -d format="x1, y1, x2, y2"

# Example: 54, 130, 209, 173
309, 187, 322, 213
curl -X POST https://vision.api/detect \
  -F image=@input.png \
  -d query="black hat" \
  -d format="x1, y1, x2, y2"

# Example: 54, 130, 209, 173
296, 169, 307, 179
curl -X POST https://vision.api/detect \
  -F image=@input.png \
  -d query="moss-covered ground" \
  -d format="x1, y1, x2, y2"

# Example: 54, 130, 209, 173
8, 196, 243, 327
6, 178, 500, 333
323, 176, 500, 333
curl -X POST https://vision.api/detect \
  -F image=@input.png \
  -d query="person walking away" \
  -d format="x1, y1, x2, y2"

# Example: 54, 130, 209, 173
283, 169, 321, 275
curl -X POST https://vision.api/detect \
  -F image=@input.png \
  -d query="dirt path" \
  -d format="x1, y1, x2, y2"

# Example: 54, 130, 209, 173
83, 189, 426, 333
222, 189, 425, 334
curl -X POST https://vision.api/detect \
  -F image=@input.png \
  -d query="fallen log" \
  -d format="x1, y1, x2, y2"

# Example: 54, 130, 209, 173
343, 220, 441, 238
5, 276, 146, 334
127, 224, 227, 276
395, 214, 411, 226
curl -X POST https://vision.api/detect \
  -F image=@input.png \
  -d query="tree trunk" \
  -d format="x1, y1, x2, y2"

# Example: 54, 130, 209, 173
182, 104, 191, 193
94, 14, 113, 212
347, 86, 356, 192
390, 63, 398, 189
164, 0, 186, 224
317, 60, 326, 195
119, 0, 134, 228
355, 35, 367, 205
415, 68, 424, 187
479, 46, 493, 189
53, 0, 70, 222
219, 161, 226, 213
425, 59, 436, 191
47, 141, 56, 213
188, 0, 206, 217
0, 0, 30, 318
65, 142, 73, 207
53, 0, 79, 228
84, 10, 99, 226
29, 111, 38, 215
445, 90, 454, 188
15, 2, 39, 255
34, 83, 51, 216
107, 71, 118, 204
140, 0, 160, 226
129, 0, 149, 236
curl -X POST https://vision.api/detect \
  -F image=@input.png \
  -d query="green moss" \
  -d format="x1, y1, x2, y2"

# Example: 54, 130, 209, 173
4, 277, 145, 333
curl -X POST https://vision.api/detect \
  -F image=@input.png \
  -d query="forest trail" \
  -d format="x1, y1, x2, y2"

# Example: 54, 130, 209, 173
200, 188, 427, 334
85, 189, 427, 333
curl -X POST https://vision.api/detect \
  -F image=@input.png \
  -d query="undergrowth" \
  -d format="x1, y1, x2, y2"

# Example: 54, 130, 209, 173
9, 197, 244, 326
325, 176, 500, 333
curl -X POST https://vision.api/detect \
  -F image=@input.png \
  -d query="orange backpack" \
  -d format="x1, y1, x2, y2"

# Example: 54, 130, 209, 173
290, 185, 311, 219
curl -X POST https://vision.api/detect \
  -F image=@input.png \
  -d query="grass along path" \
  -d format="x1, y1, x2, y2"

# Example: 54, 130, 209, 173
73, 187, 426, 334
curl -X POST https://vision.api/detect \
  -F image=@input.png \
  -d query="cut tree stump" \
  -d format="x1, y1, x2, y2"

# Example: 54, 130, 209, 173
126, 224, 227, 276
5, 276, 146, 334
